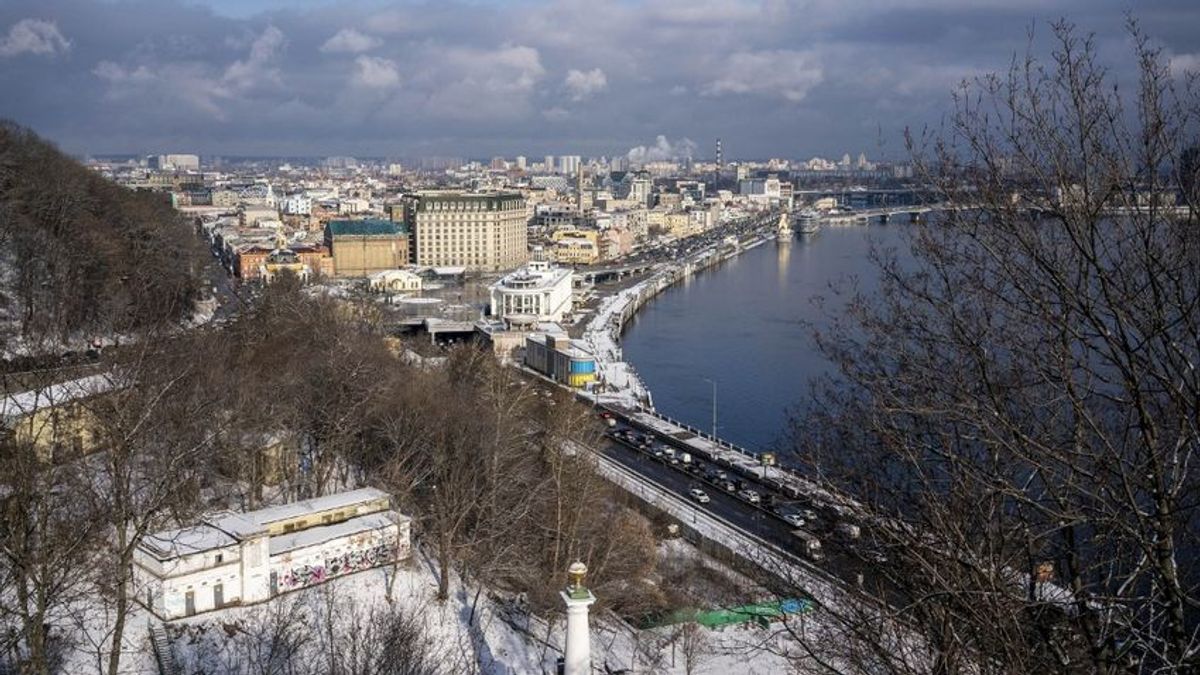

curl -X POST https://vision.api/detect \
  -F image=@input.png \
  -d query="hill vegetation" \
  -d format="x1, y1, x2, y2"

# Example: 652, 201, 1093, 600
0, 121, 204, 355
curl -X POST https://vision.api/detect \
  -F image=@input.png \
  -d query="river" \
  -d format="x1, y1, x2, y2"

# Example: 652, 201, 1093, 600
620, 223, 909, 453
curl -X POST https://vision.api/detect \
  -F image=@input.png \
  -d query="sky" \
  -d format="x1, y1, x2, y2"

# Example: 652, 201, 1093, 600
0, 0, 1198, 160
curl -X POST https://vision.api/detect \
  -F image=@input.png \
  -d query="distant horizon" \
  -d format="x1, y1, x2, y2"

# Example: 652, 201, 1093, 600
78, 151, 908, 164
3, 1, 1196, 158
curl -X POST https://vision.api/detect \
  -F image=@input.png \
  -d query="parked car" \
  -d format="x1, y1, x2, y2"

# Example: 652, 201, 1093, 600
782, 513, 806, 528
738, 489, 761, 504
688, 488, 710, 504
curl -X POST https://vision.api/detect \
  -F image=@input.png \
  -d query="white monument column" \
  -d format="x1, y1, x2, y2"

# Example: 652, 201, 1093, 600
561, 561, 595, 675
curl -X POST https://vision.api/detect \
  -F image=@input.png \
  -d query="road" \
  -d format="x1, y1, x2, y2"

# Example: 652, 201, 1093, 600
597, 418, 891, 600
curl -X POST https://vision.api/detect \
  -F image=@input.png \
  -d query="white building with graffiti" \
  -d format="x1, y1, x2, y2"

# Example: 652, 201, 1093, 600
133, 488, 411, 620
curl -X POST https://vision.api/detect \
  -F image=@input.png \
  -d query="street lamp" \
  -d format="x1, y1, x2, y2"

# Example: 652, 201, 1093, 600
701, 377, 717, 440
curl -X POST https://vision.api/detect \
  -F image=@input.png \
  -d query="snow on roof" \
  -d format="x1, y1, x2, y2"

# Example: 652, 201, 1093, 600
0, 373, 119, 421
140, 523, 239, 561
206, 511, 267, 539
269, 511, 408, 556
245, 487, 389, 527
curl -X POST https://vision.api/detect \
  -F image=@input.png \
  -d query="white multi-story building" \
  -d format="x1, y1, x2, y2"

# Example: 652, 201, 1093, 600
133, 488, 410, 620
558, 155, 581, 175
489, 260, 573, 328
281, 195, 312, 216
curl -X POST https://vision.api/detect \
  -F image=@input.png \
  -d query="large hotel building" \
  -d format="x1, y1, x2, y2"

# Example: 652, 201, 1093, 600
402, 191, 528, 272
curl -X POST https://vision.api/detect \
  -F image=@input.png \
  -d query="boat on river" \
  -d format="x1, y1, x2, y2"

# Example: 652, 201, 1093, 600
795, 209, 820, 234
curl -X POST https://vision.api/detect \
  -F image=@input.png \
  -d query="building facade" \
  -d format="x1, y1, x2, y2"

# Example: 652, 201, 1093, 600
0, 374, 118, 462
325, 219, 410, 277
489, 260, 573, 328
550, 229, 600, 265
524, 333, 597, 388
403, 191, 528, 272
133, 488, 411, 620
369, 269, 423, 293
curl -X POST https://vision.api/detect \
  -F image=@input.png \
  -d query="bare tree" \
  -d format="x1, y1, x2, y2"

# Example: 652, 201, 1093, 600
0, 415, 98, 675
83, 327, 229, 675
786, 19, 1200, 674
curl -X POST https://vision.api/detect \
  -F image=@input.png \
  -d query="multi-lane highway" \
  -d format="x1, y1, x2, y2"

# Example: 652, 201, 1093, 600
595, 407, 892, 600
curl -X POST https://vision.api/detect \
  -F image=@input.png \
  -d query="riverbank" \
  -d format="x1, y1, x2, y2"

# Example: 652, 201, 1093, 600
580, 223, 778, 410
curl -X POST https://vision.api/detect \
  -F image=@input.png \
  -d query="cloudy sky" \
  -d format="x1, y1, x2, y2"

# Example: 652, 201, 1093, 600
1, 0, 1197, 160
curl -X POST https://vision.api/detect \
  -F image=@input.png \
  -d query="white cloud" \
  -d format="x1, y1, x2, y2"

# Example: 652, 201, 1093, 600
416, 44, 545, 120
564, 67, 607, 101
222, 25, 285, 91
321, 28, 382, 54
542, 106, 569, 121
0, 18, 70, 57
354, 55, 400, 89
94, 60, 232, 118
92, 26, 285, 121
703, 50, 823, 102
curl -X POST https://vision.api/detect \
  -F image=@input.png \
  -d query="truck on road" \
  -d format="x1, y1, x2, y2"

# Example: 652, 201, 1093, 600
792, 530, 825, 561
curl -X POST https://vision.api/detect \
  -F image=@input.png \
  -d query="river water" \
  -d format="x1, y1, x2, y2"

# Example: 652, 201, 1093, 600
621, 224, 909, 453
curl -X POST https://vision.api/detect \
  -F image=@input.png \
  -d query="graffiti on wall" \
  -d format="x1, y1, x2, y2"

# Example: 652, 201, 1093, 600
277, 541, 398, 591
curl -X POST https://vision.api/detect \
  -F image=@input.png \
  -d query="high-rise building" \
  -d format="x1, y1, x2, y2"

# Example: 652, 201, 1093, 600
402, 191, 528, 271
515, 155, 527, 170
558, 155, 581, 175
544, 155, 555, 173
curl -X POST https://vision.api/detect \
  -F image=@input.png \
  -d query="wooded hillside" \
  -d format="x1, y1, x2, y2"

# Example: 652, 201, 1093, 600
0, 121, 204, 354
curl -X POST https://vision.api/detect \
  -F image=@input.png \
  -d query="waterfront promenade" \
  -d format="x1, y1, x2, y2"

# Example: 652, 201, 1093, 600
580, 214, 778, 410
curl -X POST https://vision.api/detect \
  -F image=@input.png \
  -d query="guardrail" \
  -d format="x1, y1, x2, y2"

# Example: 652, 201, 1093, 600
593, 452, 846, 602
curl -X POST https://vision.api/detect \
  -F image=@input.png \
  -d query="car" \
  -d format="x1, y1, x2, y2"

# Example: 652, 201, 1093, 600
799, 509, 818, 521
722, 481, 737, 492
653, 448, 665, 458
689, 488, 710, 504
782, 513, 806, 528
738, 489, 761, 504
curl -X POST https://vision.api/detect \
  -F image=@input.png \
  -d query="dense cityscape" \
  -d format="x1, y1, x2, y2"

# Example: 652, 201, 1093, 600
1, 2, 1199, 674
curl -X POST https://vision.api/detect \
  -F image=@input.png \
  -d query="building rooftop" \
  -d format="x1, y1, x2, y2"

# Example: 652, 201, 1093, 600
245, 487, 389, 527
269, 511, 408, 556
491, 261, 572, 292
140, 522, 240, 561
527, 333, 595, 361
326, 219, 407, 237
137, 488, 393, 561
0, 373, 120, 421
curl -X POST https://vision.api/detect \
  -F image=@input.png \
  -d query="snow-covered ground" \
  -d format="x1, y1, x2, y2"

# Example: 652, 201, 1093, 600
53, 537, 806, 674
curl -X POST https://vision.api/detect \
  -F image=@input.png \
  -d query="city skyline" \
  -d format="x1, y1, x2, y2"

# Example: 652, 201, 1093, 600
2, 0, 1198, 158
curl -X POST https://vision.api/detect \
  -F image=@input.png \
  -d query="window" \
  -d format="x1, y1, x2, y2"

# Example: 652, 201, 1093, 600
215, 553, 223, 564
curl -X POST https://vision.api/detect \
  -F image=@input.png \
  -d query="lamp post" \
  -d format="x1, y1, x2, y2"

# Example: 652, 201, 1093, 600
701, 377, 717, 440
